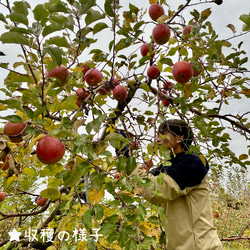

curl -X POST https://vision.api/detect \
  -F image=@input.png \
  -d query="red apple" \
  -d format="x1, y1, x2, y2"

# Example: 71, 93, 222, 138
152, 24, 171, 45
183, 25, 193, 36
214, 213, 219, 218
0, 192, 6, 202
192, 62, 203, 77
163, 80, 173, 90
81, 63, 90, 76
0, 155, 9, 171
3, 121, 27, 143
130, 141, 139, 150
76, 96, 83, 108
35, 196, 48, 207
162, 99, 170, 107
46, 65, 70, 85
145, 159, 153, 167
149, 4, 165, 21
36, 136, 65, 164
114, 172, 121, 179
147, 65, 160, 79
140, 43, 155, 57
172, 61, 193, 84
113, 85, 127, 101
85, 68, 103, 86
76, 88, 90, 99
142, 164, 149, 171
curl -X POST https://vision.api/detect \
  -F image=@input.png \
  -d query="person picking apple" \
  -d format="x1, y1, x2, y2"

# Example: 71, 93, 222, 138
129, 119, 223, 250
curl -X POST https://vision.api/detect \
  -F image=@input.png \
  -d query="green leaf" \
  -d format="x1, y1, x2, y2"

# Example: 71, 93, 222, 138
63, 163, 89, 187
44, 47, 63, 66
93, 22, 108, 34
13, 1, 30, 15
0, 13, 8, 24
127, 157, 136, 175
47, 36, 70, 47
0, 32, 29, 45
117, 156, 127, 171
90, 171, 105, 192
45, 0, 69, 13
94, 204, 104, 220
239, 14, 250, 31
104, 0, 114, 17
99, 222, 117, 237
40, 188, 60, 200
1, 115, 23, 123
125, 237, 137, 250
79, 0, 96, 14
33, 4, 49, 21
9, 12, 29, 26
0, 100, 23, 111
85, 9, 105, 26
82, 209, 92, 230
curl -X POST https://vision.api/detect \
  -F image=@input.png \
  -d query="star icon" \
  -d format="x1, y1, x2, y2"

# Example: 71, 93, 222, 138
8, 228, 21, 241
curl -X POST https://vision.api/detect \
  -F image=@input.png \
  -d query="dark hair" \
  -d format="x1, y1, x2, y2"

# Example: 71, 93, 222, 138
158, 119, 194, 151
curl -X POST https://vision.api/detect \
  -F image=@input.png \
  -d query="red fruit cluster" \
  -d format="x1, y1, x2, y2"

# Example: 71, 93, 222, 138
36, 136, 65, 165
76, 88, 90, 107
99, 78, 120, 95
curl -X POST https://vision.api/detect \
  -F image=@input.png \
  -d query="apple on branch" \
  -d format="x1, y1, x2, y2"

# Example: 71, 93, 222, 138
36, 136, 65, 164
84, 68, 103, 86
0, 155, 9, 171
45, 65, 70, 85
147, 65, 160, 79
99, 78, 120, 95
0, 192, 6, 202
148, 3, 165, 21
182, 25, 193, 36
113, 85, 127, 101
35, 196, 48, 207
172, 61, 194, 84
140, 43, 155, 58
152, 23, 171, 45
3, 121, 27, 143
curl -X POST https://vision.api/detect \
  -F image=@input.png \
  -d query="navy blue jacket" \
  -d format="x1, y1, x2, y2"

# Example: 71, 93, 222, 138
149, 152, 209, 190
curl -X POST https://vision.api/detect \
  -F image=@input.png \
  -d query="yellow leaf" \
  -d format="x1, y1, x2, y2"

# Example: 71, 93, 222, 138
221, 40, 232, 47
77, 241, 87, 250
184, 83, 192, 99
149, 0, 158, 4
88, 186, 104, 206
140, 221, 161, 237
77, 205, 89, 217
241, 89, 250, 96
157, 15, 168, 23
201, 9, 211, 19
0, 104, 7, 111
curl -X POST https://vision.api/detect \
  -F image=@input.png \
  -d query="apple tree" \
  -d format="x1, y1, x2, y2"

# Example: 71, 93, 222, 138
0, 0, 249, 249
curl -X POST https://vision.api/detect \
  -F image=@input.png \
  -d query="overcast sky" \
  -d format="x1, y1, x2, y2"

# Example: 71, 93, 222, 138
0, 0, 250, 178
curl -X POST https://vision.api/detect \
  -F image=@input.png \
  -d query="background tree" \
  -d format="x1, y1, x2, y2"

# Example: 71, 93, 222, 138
0, 0, 249, 249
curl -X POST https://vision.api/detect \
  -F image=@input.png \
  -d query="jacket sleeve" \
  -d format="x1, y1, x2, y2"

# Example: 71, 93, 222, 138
131, 164, 193, 204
